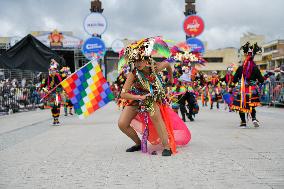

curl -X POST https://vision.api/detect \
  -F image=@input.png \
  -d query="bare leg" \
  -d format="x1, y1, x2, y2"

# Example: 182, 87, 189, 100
118, 106, 140, 145
150, 103, 170, 149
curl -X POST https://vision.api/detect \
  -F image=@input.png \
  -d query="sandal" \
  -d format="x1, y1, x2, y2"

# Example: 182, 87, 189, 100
162, 149, 172, 156
126, 144, 141, 152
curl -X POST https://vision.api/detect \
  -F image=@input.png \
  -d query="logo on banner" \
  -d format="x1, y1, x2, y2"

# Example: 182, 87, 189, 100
82, 37, 106, 60
111, 39, 124, 53
35, 31, 83, 49
186, 38, 205, 53
48, 30, 64, 48
83, 13, 107, 35
183, 15, 204, 37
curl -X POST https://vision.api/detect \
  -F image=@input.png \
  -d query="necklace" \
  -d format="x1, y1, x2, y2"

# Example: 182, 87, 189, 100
136, 70, 151, 94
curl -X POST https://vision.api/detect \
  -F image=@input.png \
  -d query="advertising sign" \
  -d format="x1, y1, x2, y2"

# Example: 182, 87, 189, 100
186, 37, 205, 53
83, 13, 107, 36
82, 37, 106, 60
183, 15, 205, 37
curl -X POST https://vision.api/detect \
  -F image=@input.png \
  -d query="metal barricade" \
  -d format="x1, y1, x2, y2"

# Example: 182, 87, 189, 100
271, 81, 284, 106
260, 81, 284, 106
0, 86, 43, 114
0, 68, 47, 84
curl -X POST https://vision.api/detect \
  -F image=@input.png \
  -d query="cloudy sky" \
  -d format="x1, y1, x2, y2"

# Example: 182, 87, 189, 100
0, 0, 283, 49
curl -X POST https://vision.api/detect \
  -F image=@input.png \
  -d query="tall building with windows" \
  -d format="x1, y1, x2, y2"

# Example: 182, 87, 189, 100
262, 40, 284, 70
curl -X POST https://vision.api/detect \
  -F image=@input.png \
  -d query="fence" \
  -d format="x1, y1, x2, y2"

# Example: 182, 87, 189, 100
260, 81, 284, 106
0, 86, 45, 115
0, 68, 48, 84
1, 81, 283, 116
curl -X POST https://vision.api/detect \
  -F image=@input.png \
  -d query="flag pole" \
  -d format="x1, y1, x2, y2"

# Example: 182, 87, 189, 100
40, 59, 96, 102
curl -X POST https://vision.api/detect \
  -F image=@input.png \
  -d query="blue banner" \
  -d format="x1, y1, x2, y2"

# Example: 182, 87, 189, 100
82, 37, 106, 60
186, 38, 205, 53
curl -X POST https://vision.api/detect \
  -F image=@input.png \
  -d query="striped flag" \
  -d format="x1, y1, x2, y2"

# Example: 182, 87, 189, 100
61, 60, 114, 119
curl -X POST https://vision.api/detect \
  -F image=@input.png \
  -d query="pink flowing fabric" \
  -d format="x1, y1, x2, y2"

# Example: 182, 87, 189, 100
130, 105, 191, 151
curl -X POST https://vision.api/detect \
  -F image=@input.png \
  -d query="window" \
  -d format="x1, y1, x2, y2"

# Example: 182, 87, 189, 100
264, 45, 277, 53
204, 57, 223, 63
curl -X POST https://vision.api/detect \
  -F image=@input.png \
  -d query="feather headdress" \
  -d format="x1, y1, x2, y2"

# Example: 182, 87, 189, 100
117, 37, 170, 73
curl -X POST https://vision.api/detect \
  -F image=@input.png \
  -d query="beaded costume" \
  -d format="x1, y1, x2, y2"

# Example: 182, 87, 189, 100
60, 67, 73, 116
118, 37, 191, 154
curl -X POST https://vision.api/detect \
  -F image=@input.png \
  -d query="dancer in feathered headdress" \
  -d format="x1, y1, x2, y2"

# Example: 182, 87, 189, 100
231, 42, 265, 128
60, 67, 73, 116
117, 37, 191, 156
169, 42, 203, 122
208, 70, 222, 110
41, 59, 63, 125
220, 65, 235, 111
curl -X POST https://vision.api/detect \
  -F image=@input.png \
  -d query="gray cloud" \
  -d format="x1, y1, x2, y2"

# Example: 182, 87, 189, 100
0, 0, 283, 49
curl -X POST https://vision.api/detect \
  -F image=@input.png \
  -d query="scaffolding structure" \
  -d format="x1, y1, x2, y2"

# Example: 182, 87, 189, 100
74, 48, 89, 71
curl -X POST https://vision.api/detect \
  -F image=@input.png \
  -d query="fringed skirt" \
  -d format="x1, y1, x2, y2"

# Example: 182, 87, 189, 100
231, 84, 261, 113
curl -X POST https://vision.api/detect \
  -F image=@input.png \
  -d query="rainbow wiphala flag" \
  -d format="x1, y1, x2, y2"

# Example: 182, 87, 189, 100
61, 60, 114, 119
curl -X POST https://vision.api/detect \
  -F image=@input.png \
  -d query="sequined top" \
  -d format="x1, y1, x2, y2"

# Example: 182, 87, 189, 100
129, 70, 149, 96
129, 69, 166, 114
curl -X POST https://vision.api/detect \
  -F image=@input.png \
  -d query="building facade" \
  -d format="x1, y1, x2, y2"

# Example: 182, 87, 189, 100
262, 40, 284, 70
199, 47, 238, 74
240, 32, 266, 69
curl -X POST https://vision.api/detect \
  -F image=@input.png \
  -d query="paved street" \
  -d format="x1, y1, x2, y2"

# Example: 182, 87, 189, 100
0, 102, 284, 189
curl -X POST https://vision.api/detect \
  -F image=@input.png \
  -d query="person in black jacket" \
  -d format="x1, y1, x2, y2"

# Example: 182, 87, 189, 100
231, 42, 264, 128
178, 88, 196, 122
178, 67, 197, 122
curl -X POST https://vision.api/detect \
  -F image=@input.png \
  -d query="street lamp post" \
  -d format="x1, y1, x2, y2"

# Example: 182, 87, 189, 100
184, 0, 196, 40
89, 0, 107, 79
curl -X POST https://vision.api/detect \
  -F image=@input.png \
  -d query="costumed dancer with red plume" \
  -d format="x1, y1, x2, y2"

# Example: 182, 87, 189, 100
231, 42, 265, 128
